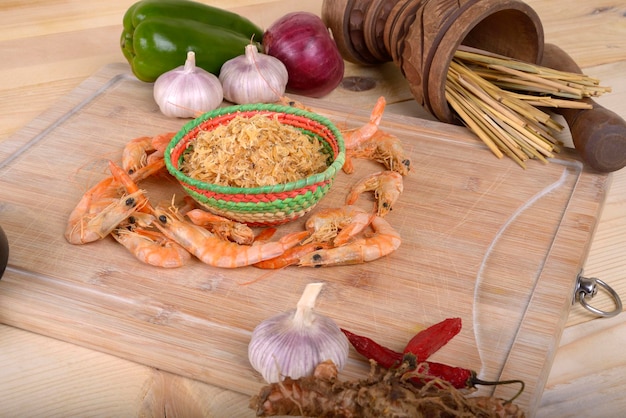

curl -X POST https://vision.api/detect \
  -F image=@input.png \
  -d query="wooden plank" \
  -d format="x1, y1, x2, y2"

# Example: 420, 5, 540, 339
0, 63, 608, 414
524, 0, 626, 68
0, 323, 253, 417
1, 1, 624, 416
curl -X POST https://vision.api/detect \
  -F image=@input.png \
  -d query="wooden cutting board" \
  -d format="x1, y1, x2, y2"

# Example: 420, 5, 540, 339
0, 63, 608, 414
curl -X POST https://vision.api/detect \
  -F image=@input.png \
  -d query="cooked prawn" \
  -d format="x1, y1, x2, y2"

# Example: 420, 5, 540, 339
302, 205, 373, 247
151, 204, 309, 268
185, 208, 255, 245
64, 159, 165, 245
122, 136, 152, 174
347, 130, 411, 176
122, 132, 174, 174
112, 215, 191, 268
346, 171, 404, 217
64, 175, 147, 244
107, 162, 309, 268
298, 216, 401, 267
340, 97, 411, 175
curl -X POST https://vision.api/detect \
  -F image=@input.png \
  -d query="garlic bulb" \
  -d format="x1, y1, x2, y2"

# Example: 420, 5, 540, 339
219, 44, 288, 104
248, 282, 349, 383
153, 51, 223, 118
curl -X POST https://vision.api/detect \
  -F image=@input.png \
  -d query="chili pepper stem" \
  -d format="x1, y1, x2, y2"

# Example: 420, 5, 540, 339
469, 373, 525, 404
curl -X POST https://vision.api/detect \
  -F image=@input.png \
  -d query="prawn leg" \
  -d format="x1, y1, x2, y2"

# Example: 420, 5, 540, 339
298, 216, 401, 267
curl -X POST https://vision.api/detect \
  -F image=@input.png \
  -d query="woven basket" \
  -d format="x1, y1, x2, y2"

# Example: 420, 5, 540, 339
164, 103, 345, 227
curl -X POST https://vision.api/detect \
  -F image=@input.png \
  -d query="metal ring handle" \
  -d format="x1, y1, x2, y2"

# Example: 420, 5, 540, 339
576, 276, 623, 318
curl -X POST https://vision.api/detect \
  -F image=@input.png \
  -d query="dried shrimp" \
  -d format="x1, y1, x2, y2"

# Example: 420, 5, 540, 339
180, 114, 329, 188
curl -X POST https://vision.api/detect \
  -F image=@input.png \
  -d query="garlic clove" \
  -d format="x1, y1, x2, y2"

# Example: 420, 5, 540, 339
248, 282, 349, 383
219, 44, 288, 105
153, 51, 223, 118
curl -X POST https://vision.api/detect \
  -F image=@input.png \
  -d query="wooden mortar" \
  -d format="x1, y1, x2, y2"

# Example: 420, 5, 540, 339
323, 0, 544, 123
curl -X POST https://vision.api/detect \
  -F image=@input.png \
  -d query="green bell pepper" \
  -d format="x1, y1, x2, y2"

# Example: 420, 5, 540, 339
121, 0, 264, 82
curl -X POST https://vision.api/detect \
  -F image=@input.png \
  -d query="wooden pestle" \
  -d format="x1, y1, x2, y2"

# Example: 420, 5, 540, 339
541, 43, 626, 172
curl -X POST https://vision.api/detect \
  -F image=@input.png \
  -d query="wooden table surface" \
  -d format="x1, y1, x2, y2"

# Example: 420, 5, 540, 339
1, 0, 625, 416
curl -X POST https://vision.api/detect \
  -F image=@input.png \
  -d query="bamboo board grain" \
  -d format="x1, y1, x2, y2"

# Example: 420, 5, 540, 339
0, 63, 608, 415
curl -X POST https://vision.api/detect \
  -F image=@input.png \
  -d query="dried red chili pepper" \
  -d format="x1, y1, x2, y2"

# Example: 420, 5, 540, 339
342, 317, 461, 368
408, 358, 481, 388
403, 317, 462, 361
406, 355, 525, 402
340, 328, 403, 369
342, 328, 525, 402
413, 359, 473, 388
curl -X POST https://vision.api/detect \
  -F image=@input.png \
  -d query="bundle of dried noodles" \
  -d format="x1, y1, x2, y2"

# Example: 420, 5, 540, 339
446, 47, 611, 168
181, 114, 329, 188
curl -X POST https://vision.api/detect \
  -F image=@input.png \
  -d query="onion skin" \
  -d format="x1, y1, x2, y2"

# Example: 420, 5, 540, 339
263, 12, 344, 98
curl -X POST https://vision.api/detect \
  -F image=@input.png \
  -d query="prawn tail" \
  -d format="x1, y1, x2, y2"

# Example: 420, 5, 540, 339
341, 156, 355, 174
345, 189, 360, 206
278, 230, 310, 249
245, 230, 310, 269
369, 96, 386, 126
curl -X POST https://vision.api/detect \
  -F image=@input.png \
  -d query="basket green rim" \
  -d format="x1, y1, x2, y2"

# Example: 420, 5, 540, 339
164, 103, 346, 195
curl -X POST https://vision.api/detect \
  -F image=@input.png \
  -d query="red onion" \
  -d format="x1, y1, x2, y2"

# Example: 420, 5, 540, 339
263, 12, 344, 98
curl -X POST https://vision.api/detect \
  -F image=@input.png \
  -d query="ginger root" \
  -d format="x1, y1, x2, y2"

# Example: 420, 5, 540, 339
250, 360, 525, 418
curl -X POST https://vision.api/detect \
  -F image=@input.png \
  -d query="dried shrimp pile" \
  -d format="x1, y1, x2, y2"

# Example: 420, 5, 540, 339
180, 114, 329, 188
63, 96, 411, 270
